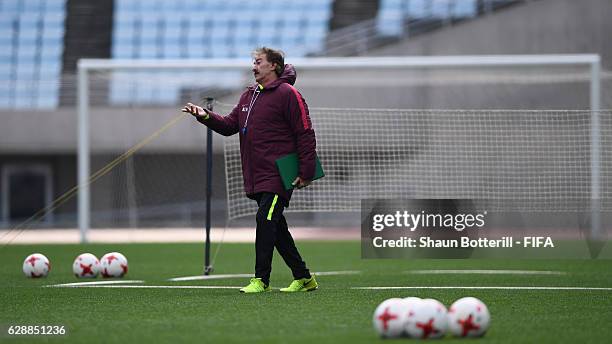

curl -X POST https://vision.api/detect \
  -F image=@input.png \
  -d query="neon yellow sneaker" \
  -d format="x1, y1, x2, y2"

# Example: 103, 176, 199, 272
239, 278, 271, 293
280, 275, 318, 292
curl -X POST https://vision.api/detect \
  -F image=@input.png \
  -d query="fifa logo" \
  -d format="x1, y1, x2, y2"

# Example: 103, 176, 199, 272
241, 105, 248, 112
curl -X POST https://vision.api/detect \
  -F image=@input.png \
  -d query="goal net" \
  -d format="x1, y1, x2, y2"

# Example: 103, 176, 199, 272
224, 106, 612, 219
67, 55, 610, 240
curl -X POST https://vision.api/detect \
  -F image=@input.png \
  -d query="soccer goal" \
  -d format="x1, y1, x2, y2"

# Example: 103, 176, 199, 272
76, 54, 608, 244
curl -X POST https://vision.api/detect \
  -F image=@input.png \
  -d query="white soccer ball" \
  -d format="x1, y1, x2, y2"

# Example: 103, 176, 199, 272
447, 297, 490, 337
372, 298, 410, 338
401, 297, 423, 338
22, 253, 50, 278
403, 296, 422, 308
100, 252, 128, 278
73, 253, 101, 278
405, 298, 448, 339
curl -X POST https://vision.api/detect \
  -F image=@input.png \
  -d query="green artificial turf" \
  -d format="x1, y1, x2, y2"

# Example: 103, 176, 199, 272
0, 241, 611, 343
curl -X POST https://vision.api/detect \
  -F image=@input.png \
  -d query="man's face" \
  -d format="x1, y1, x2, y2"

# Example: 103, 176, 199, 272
252, 54, 276, 84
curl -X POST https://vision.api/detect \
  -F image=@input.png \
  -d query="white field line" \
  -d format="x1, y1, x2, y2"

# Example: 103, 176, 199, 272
168, 270, 361, 282
353, 286, 612, 291
405, 269, 567, 275
168, 274, 252, 282
315, 270, 361, 276
48, 285, 241, 289
46, 280, 144, 287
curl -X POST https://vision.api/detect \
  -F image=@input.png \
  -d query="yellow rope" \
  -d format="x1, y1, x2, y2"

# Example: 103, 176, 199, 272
1, 112, 188, 244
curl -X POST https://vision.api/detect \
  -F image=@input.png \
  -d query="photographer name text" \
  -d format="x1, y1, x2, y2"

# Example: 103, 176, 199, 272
371, 236, 555, 248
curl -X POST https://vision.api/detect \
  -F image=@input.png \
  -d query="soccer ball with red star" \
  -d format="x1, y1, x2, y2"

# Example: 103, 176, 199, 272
73, 253, 101, 278
372, 298, 410, 338
447, 297, 490, 337
100, 252, 128, 278
404, 298, 448, 339
22, 253, 50, 278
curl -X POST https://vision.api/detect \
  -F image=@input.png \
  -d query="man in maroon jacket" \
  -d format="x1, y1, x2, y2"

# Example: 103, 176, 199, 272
182, 47, 318, 293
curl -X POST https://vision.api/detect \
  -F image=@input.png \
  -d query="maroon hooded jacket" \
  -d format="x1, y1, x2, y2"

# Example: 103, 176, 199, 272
197, 64, 316, 204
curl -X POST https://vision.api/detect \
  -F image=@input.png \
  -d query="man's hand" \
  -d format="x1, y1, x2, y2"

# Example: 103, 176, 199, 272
181, 102, 210, 119
292, 177, 311, 189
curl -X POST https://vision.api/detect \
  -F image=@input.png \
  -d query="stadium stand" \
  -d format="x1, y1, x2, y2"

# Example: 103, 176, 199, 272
377, 0, 479, 36
375, 0, 538, 38
0, 0, 66, 109
109, 0, 333, 105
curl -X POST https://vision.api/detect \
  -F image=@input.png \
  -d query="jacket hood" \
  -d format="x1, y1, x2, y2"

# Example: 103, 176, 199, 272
251, 64, 296, 90
277, 64, 296, 86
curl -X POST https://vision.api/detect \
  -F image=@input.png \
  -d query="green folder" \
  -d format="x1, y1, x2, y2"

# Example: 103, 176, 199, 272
275, 153, 325, 190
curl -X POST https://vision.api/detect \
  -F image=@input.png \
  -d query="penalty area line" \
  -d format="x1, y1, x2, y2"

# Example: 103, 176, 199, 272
46, 280, 144, 287
169, 274, 252, 282
352, 286, 612, 291
47, 285, 241, 289
168, 270, 361, 282
404, 269, 567, 275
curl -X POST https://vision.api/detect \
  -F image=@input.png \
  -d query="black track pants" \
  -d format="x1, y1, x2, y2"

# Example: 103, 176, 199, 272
253, 192, 310, 285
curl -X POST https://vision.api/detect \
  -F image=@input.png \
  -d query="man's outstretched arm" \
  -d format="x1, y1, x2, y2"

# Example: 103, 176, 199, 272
182, 102, 240, 136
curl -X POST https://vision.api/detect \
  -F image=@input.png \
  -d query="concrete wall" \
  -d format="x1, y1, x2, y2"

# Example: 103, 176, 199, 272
0, 106, 229, 154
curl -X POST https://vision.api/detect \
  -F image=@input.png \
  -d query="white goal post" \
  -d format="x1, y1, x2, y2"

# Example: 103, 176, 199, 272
77, 54, 603, 243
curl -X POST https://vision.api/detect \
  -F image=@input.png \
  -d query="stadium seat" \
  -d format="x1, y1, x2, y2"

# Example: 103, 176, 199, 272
37, 81, 59, 108
155, 73, 179, 103
430, 0, 452, 19
43, 10, 65, 23
40, 44, 62, 61
376, 10, 403, 37
137, 44, 159, 59
0, 62, 12, 79
232, 44, 254, 59
255, 23, 278, 44
138, 0, 161, 12
162, 42, 183, 59
0, 96, 9, 108
23, 0, 43, 12
0, 14, 16, 29
112, 43, 133, 58
185, 42, 205, 59
14, 79, 35, 107
210, 17, 231, 44
162, 17, 183, 40
0, 40, 14, 58
0, 1, 20, 15
378, 0, 478, 36
182, 0, 202, 11
210, 42, 231, 58
16, 45, 37, 62
453, 0, 477, 18
0, 28, 14, 44
186, 15, 207, 37
234, 20, 255, 41
406, 0, 429, 18
44, 0, 66, 12
135, 73, 155, 102
42, 26, 64, 41
159, 1, 181, 12
39, 60, 61, 78
36, 95, 58, 109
